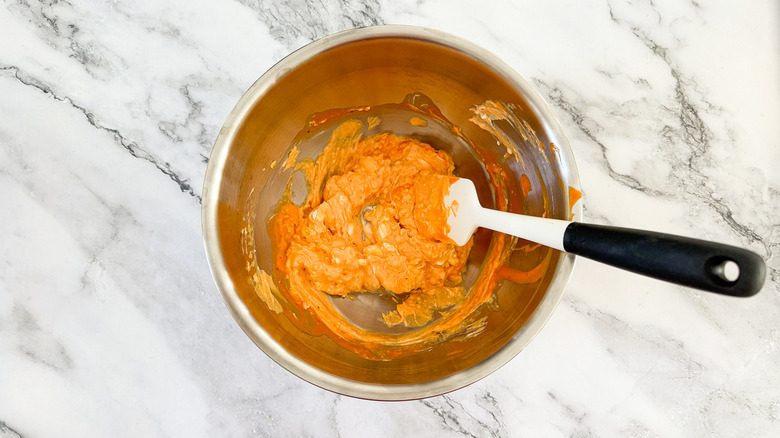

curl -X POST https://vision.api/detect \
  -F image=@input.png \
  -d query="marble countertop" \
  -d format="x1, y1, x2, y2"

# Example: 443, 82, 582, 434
1, 1, 778, 436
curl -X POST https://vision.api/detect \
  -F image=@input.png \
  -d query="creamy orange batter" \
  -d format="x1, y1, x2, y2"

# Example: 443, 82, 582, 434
254, 97, 568, 360
271, 120, 472, 330
263, 115, 520, 360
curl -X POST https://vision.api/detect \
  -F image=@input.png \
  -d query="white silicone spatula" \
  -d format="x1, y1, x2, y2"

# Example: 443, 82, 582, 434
444, 177, 765, 297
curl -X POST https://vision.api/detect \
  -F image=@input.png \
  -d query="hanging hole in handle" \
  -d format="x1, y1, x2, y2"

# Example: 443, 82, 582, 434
707, 257, 740, 284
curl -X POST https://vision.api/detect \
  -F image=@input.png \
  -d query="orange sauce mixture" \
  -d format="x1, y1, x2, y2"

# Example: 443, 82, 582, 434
265, 117, 516, 360
271, 119, 472, 329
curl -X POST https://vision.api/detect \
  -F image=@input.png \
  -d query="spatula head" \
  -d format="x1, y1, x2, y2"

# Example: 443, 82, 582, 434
444, 178, 480, 246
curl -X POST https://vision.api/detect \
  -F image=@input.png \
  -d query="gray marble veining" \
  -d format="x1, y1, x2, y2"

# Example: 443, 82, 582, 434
1, 0, 778, 436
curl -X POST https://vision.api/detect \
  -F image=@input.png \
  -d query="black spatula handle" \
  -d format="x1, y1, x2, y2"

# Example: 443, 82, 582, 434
562, 223, 766, 297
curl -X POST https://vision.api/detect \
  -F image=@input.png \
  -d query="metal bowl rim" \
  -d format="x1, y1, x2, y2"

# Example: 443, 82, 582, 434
201, 24, 582, 400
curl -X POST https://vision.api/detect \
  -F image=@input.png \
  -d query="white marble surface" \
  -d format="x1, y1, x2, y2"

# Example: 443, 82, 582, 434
1, 0, 778, 436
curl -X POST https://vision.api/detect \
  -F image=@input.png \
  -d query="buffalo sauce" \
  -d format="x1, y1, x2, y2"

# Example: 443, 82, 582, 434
255, 97, 557, 360
271, 119, 472, 325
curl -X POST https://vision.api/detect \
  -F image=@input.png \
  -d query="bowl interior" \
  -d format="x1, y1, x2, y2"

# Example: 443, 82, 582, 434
207, 29, 579, 398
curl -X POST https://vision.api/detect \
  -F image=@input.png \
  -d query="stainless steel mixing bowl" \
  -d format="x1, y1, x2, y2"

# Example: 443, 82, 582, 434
202, 25, 581, 400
